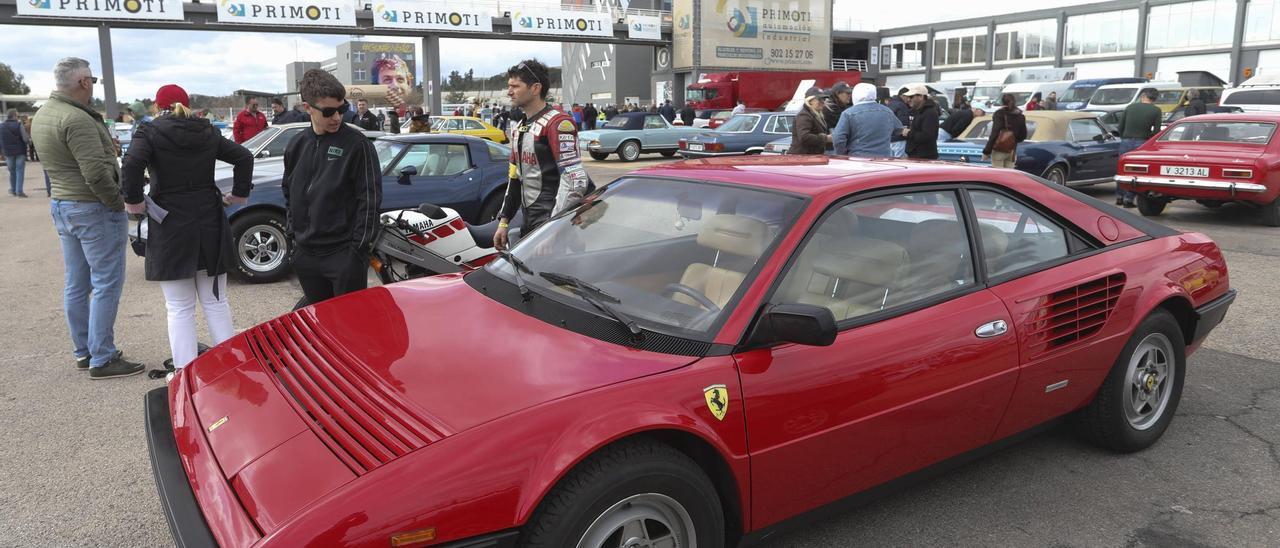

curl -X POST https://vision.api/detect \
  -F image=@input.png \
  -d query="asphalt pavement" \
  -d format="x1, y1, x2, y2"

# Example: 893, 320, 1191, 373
0, 158, 1275, 547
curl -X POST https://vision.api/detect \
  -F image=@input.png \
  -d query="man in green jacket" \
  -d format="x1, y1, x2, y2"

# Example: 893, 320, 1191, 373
32, 57, 143, 379
1115, 87, 1162, 208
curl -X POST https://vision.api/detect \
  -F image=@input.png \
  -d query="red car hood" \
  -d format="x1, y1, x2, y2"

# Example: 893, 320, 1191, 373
183, 274, 698, 532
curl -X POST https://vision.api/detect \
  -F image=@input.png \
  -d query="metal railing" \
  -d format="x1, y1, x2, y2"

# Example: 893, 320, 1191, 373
832, 58, 869, 72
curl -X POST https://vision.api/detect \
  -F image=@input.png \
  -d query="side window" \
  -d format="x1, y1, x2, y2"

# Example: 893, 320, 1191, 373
485, 141, 509, 163
465, 119, 485, 130
1069, 119, 1104, 142
967, 189, 1069, 277
263, 127, 300, 158
766, 115, 794, 133
394, 144, 472, 176
644, 115, 666, 129
773, 191, 975, 322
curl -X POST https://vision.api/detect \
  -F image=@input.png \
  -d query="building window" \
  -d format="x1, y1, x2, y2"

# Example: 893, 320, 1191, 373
1146, 0, 1236, 51
353, 51, 365, 64
994, 19, 1056, 63
1066, 10, 1139, 57
932, 27, 986, 67
354, 69, 366, 82
1244, 0, 1280, 43
880, 33, 928, 70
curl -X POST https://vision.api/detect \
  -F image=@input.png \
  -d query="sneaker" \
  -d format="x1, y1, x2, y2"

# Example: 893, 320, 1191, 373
89, 355, 144, 380
17, 192, 28, 198
77, 350, 120, 371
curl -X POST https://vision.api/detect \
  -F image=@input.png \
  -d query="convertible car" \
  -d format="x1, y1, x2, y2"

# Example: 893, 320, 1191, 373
577, 111, 705, 161
1117, 113, 1280, 226
678, 112, 795, 158
147, 156, 1234, 548
138, 133, 513, 284
938, 111, 1121, 186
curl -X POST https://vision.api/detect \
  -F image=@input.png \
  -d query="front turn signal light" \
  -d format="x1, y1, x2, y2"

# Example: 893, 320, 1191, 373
390, 527, 437, 546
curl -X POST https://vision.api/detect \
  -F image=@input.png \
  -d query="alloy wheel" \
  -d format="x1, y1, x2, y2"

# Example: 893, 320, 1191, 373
1123, 333, 1175, 430
238, 224, 287, 273
576, 493, 696, 548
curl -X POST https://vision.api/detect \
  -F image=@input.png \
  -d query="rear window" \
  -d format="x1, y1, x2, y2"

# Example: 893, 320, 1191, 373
1222, 89, 1280, 106
1090, 88, 1138, 106
1159, 122, 1276, 144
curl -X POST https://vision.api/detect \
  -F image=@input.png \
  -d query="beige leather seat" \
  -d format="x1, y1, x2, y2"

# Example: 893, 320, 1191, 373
675, 214, 769, 309
794, 238, 911, 320
976, 222, 1009, 272
902, 219, 970, 300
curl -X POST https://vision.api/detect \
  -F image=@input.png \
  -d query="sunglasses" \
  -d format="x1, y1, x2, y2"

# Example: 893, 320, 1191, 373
310, 101, 350, 118
516, 62, 543, 88
84, 76, 98, 84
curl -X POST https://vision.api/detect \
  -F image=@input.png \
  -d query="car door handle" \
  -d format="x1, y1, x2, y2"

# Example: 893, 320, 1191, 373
975, 320, 1008, 338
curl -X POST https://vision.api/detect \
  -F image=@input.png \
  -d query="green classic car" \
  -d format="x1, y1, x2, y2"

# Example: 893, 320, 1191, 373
578, 111, 707, 161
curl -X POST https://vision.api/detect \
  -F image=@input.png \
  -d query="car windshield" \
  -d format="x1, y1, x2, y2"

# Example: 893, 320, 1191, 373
485, 177, 805, 338
1158, 122, 1276, 144
1061, 85, 1099, 103
1007, 92, 1031, 106
373, 140, 407, 172
1156, 90, 1185, 105
240, 127, 280, 152
718, 115, 760, 132
1090, 88, 1138, 105
603, 116, 630, 129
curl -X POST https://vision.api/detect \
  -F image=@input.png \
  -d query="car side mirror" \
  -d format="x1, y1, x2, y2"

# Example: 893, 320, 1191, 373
397, 165, 417, 185
748, 304, 837, 347
256, 150, 270, 158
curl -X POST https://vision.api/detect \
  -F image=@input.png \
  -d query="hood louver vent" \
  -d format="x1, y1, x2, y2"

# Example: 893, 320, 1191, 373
1025, 274, 1125, 357
246, 313, 442, 475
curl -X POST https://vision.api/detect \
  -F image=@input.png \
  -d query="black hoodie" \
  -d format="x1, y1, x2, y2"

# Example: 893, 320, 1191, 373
281, 123, 382, 254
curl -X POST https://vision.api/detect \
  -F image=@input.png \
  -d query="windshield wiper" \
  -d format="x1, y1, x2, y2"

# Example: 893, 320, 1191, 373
498, 250, 533, 302
539, 271, 643, 340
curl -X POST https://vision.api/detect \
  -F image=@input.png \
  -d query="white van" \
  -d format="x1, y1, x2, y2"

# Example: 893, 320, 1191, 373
1220, 73, 1280, 113
1000, 81, 1075, 110
971, 67, 1076, 110
1084, 81, 1181, 113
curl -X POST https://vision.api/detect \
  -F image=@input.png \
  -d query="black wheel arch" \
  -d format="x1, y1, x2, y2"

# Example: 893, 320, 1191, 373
1156, 296, 1198, 349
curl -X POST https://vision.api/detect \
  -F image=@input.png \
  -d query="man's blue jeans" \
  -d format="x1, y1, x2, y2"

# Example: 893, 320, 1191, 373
1117, 138, 1145, 201
5, 154, 24, 195
50, 200, 127, 367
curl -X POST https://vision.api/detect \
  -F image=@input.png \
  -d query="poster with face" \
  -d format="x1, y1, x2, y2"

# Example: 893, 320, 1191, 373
372, 54, 414, 110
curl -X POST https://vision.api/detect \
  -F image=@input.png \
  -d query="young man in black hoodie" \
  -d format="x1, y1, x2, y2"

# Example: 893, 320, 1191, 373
282, 69, 382, 307
900, 84, 940, 159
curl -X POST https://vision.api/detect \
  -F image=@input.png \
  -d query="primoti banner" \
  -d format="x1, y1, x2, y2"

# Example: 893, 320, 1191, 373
511, 9, 612, 38
627, 14, 661, 40
216, 0, 355, 27
373, 1, 493, 33
17, 0, 184, 21
672, 0, 694, 69
700, 0, 832, 70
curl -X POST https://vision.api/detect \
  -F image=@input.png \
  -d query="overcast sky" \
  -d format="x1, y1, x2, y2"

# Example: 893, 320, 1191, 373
0, 0, 1107, 103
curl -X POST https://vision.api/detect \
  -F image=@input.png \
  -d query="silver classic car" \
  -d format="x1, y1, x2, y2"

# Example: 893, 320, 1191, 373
577, 111, 706, 161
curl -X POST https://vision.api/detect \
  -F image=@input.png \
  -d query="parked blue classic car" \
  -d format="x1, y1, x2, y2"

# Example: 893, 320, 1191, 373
577, 111, 705, 161
677, 112, 795, 158
937, 110, 1121, 186
137, 133, 511, 284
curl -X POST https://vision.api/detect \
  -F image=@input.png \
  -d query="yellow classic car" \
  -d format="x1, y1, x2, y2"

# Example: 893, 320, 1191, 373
428, 116, 508, 144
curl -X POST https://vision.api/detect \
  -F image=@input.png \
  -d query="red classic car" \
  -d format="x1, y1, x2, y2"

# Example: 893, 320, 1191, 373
146, 157, 1235, 548
1116, 113, 1280, 226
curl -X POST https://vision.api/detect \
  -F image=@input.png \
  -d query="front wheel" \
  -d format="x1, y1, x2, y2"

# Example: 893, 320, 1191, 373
1073, 309, 1185, 453
1136, 193, 1168, 217
230, 211, 291, 283
519, 440, 725, 548
1044, 165, 1067, 186
618, 140, 641, 162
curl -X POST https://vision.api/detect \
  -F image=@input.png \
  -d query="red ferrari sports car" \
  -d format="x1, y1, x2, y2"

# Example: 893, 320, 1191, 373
1116, 112, 1280, 226
146, 155, 1235, 548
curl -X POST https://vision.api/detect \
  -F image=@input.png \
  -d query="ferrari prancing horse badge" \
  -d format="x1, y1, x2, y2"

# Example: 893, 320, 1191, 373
704, 384, 729, 421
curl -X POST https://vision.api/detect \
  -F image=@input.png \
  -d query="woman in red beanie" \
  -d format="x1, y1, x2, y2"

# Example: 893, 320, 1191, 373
121, 84, 254, 380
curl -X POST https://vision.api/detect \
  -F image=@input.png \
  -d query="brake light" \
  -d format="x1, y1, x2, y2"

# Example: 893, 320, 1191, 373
1222, 168, 1253, 179
1124, 164, 1148, 173
678, 139, 688, 149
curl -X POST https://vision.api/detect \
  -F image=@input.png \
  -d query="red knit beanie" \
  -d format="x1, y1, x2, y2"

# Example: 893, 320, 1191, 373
154, 84, 190, 110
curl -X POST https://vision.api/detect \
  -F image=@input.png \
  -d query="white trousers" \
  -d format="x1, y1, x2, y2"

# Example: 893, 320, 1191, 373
159, 271, 234, 369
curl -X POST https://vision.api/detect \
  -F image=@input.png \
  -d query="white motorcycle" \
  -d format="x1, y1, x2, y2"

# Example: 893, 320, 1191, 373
370, 203, 521, 284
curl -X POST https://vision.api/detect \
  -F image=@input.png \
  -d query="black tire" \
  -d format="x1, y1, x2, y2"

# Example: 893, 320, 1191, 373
618, 140, 641, 162
1044, 165, 1068, 186
1261, 197, 1280, 227
1136, 193, 1168, 217
660, 150, 677, 158
1073, 309, 1186, 453
589, 151, 610, 161
230, 211, 291, 284
519, 440, 725, 548
477, 193, 504, 224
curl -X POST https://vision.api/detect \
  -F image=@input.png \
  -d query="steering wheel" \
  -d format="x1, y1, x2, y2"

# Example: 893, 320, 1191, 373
663, 283, 721, 313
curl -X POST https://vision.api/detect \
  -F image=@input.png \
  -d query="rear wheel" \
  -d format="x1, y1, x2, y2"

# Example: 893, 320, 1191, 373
231, 211, 291, 284
660, 150, 677, 158
1135, 193, 1168, 217
1073, 310, 1185, 453
1044, 165, 1068, 186
519, 440, 725, 548
618, 140, 641, 162
1261, 197, 1280, 227
589, 151, 610, 161
477, 193, 504, 224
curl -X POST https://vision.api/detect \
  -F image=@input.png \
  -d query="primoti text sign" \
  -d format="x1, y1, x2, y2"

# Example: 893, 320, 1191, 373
217, 0, 354, 27
700, 0, 831, 70
511, 9, 612, 38
627, 14, 661, 40
17, 0, 184, 21
373, 1, 493, 33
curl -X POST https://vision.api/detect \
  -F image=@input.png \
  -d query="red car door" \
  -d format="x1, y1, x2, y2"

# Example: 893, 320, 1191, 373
738, 189, 1020, 528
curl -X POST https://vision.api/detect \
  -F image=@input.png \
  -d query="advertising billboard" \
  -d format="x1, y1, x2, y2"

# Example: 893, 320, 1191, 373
700, 0, 831, 70
373, 0, 492, 33
351, 42, 416, 110
17, 0, 184, 21
672, 0, 694, 69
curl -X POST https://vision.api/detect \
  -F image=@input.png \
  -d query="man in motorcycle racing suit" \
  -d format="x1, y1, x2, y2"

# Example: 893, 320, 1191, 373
493, 59, 592, 250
